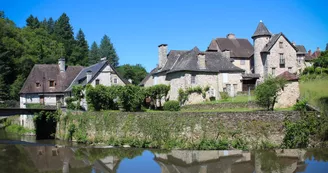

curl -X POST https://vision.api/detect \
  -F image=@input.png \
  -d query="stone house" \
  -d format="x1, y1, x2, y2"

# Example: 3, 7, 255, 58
206, 33, 259, 91
275, 71, 300, 108
65, 57, 129, 110
140, 45, 245, 104
19, 58, 83, 108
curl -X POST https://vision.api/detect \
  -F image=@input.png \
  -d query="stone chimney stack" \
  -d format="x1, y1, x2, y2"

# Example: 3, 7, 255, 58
316, 47, 320, 52
198, 53, 206, 69
292, 41, 296, 46
86, 70, 92, 83
100, 57, 107, 61
58, 58, 66, 72
222, 50, 231, 59
308, 50, 312, 55
158, 44, 168, 69
227, 33, 236, 39
128, 79, 132, 83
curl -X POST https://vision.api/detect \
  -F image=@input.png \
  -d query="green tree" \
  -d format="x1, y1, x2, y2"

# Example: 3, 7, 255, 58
9, 75, 25, 100
71, 29, 89, 65
254, 77, 286, 111
0, 75, 8, 100
26, 15, 40, 29
0, 11, 4, 19
89, 41, 99, 65
99, 35, 119, 67
47, 17, 55, 34
116, 64, 147, 85
313, 50, 328, 70
54, 13, 74, 62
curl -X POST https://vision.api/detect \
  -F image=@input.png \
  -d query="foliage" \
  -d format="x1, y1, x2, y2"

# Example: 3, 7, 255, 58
33, 111, 59, 139
25, 103, 44, 109
72, 85, 84, 109
254, 76, 286, 110
5, 124, 34, 135
86, 84, 145, 111
70, 29, 89, 66
299, 76, 328, 109
313, 50, 328, 69
163, 100, 180, 111
116, 64, 148, 85
145, 84, 170, 109
88, 41, 99, 65
9, 75, 25, 100
292, 99, 308, 111
99, 35, 119, 67
220, 92, 229, 100
177, 86, 210, 105
65, 97, 77, 110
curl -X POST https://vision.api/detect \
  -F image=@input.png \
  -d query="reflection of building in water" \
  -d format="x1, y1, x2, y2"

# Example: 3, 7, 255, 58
93, 156, 121, 173
24, 146, 92, 173
154, 150, 253, 173
154, 149, 307, 173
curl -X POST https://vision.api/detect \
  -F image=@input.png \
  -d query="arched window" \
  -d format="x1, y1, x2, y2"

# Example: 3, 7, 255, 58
95, 79, 100, 85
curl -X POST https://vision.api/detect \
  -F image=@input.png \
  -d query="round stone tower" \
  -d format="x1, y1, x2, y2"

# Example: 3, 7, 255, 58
252, 21, 271, 78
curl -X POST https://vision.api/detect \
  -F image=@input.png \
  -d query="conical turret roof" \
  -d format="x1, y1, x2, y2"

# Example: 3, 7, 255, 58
252, 21, 271, 39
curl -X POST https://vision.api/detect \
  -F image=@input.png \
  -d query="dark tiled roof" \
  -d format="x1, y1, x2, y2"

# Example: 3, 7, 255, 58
208, 38, 254, 58
296, 45, 307, 54
277, 71, 298, 81
20, 64, 83, 94
242, 73, 260, 79
304, 54, 315, 61
252, 21, 272, 39
160, 50, 188, 72
166, 47, 244, 74
66, 60, 129, 91
261, 33, 297, 53
139, 67, 159, 86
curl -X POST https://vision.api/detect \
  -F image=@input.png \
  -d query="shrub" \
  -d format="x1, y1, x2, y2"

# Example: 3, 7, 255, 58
292, 99, 308, 111
220, 92, 229, 100
163, 100, 180, 111
65, 97, 77, 110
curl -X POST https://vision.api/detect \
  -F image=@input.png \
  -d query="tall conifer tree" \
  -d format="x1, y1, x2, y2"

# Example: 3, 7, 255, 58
99, 35, 119, 67
89, 41, 100, 65
54, 13, 74, 62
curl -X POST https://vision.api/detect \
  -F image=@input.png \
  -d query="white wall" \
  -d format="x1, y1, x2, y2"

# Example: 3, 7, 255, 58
20, 94, 40, 108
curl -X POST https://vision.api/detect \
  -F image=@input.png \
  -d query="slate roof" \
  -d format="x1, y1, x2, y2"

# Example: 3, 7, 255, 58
296, 45, 307, 54
277, 71, 298, 81
20, 64, 83, 94
66, 60, 129, 91
304, 54, 315, 61
207, 38, 254, 58
261, 33, 297, 53
160, 47, 244, 74
242, 73, 260, 79
252, 21, 272, 39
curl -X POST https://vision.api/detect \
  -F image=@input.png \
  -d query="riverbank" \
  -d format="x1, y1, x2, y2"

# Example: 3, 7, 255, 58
56, 111, 319, 150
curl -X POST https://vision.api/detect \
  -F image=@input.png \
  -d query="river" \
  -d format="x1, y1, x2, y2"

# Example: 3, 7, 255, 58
1, 129, 328, 173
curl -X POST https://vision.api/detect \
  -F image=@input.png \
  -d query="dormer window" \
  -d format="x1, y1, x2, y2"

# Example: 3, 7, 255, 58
49, 80, 55, 87
279, 42, 283, 48
36, 82, 40, 88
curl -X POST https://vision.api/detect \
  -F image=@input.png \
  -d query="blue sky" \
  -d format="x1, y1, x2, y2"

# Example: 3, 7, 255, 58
2, 0, 328, 72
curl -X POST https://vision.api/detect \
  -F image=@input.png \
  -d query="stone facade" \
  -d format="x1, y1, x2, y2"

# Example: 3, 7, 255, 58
232, 58, 251, 73
253, 36, 270, 79
275, 81, 300, 108
264, 36, 297, 77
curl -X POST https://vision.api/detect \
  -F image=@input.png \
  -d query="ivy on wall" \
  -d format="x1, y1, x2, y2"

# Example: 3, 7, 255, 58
178, 86, 210, 105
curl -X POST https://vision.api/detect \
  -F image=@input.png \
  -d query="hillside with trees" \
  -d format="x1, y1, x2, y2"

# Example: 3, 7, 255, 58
0, 11, 147, 103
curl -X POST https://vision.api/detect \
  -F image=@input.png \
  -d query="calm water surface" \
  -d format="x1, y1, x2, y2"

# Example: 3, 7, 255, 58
1, 129, 328, 173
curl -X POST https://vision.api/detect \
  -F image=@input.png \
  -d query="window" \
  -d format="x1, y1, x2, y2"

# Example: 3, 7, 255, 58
288, 67, 292, 73
49, 80, 55, 87
95, 79, 100, 85
272, 68, 276, 76
279, 42, 283, 48
114, 78, 118, 84
223, 73, 228, 83
36, 82, 40, 88
240, 60, 245, 65
279, 53, 285, 68
191, 75, 196, 84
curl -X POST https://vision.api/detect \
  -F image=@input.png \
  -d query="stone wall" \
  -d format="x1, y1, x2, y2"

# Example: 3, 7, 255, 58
181, 101, 260, 111
254, 36, 270, 78
275, 81, 300, 108
57, 111, 301, 149
232, 58, 251, 74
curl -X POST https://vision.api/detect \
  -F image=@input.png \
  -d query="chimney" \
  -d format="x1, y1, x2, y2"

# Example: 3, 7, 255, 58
128, 79, 132, 83
198, 53, 206, 69
100, 57, 107, 61
292, 41, 296, 46
316, 47, 320, 52
158, 44, 168, 69
222, 50, 230, 59
308, 50, 312, 55
227, 33, 236, 39
86, 70, 92, 83
58, 58, 65, 72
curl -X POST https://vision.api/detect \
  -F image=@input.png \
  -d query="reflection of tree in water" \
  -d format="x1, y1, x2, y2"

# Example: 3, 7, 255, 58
256, 150, 287, 173
305, 148, 328, 162
74, 148, 144, 162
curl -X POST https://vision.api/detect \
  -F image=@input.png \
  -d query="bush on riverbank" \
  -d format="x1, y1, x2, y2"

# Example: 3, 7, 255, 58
5, 124, 34, 135
163, 101, 180, 111
57, 111, 301, 150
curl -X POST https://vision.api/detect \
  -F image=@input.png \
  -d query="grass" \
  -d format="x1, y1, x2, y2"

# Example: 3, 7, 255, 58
202, 95, 254, 104
300, 78, 328, 107
5, 124, 34, 135
180, 107, 259, 112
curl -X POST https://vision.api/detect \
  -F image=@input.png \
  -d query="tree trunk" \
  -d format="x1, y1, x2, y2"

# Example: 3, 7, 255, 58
271, 96, 277, 111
